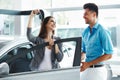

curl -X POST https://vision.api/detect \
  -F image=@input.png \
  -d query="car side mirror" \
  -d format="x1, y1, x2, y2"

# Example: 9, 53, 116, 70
0, 62, 9, 75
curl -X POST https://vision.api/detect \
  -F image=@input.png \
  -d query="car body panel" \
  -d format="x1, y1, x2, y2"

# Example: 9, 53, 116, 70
0, 67, 80, 80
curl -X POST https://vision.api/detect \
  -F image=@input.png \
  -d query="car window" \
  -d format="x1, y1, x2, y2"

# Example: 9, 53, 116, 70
0, 49, 17, 63
60, 41, 76, 68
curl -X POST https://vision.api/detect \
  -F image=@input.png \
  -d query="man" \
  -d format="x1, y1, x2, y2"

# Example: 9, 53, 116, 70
80, 3, 113, 80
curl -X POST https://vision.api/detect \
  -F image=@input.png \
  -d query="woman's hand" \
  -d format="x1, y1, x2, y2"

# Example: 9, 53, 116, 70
30, 9, 40, 18
48, 39, 60, 54
48, 38, 54, 49
55, 44, 60, 54
32, 9, 40, 15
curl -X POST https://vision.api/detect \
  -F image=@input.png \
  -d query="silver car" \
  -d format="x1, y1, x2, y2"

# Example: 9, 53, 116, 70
0, 37, 80, 80
0, 37, 33, 73
0, 37, 77, 73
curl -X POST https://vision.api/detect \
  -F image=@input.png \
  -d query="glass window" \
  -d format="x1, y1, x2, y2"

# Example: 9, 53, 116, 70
52, 0, 120, 8
29, 0, 51, 9
31, 10, 85, 38
56, 27, 84, 38
53, 8, 120, 65
0, 15, 15, 36
60, 41, 76, 68
0, 0, 14, 9
0, 0, 16, 36
53, 11, 86, 38
99, 9, 120, 57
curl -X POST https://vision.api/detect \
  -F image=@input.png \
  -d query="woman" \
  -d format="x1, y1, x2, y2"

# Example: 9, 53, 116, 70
27, 10, 63, 71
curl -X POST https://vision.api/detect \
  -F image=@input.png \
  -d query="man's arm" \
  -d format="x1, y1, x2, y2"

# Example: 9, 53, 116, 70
80, 54, 112, 72
81, 52, 86, 61
88, 54, 112, 66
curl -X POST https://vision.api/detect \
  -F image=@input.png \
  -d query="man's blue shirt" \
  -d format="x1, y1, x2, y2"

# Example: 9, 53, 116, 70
82, 22, 113, 62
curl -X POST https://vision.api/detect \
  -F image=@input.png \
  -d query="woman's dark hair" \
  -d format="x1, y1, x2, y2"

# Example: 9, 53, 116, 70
38, 16, 54, 38
83, 3, 98, 17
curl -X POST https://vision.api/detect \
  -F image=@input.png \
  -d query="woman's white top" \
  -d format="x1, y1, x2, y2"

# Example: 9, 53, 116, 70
38, 47, 52, 71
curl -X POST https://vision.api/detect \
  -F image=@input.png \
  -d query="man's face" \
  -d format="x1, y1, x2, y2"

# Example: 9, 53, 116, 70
83, 9, 95, 24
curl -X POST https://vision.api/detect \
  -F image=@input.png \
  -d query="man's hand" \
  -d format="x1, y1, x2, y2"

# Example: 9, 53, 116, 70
80, 62, 91, 72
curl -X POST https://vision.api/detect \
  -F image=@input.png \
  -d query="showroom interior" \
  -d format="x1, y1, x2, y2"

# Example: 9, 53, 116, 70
0, 0, 120, 80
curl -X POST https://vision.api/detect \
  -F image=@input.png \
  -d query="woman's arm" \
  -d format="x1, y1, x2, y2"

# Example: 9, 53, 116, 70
54, 37, 64, 62
27, 10, 35, 28
27, 10, 40, 44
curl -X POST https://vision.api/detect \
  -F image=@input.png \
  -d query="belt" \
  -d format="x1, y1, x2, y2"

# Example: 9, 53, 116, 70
89, 65, 104, 68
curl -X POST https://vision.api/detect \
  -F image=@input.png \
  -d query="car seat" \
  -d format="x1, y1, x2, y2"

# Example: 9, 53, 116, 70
10, 47, 32, 73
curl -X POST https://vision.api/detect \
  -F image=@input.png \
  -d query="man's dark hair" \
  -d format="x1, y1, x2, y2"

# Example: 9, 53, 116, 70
83, 3, 98, 17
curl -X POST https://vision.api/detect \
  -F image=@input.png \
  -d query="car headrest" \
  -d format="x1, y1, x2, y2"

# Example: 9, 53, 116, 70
17, 48, 32, 60
8, 49, 17, 56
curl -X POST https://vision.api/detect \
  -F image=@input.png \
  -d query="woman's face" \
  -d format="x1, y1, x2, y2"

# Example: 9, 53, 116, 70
46, 17, 56, 31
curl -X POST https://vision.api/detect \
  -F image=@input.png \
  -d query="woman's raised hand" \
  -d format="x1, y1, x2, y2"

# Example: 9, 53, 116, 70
30, 9, 40, 17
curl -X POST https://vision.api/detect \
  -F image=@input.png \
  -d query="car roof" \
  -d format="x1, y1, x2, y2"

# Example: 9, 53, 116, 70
0, 37, 30, 57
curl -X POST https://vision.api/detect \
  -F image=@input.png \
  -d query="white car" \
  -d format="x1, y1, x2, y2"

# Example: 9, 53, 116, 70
0, 37, 33, 73
0, 37, 77, 73
0, 37, 80, 80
